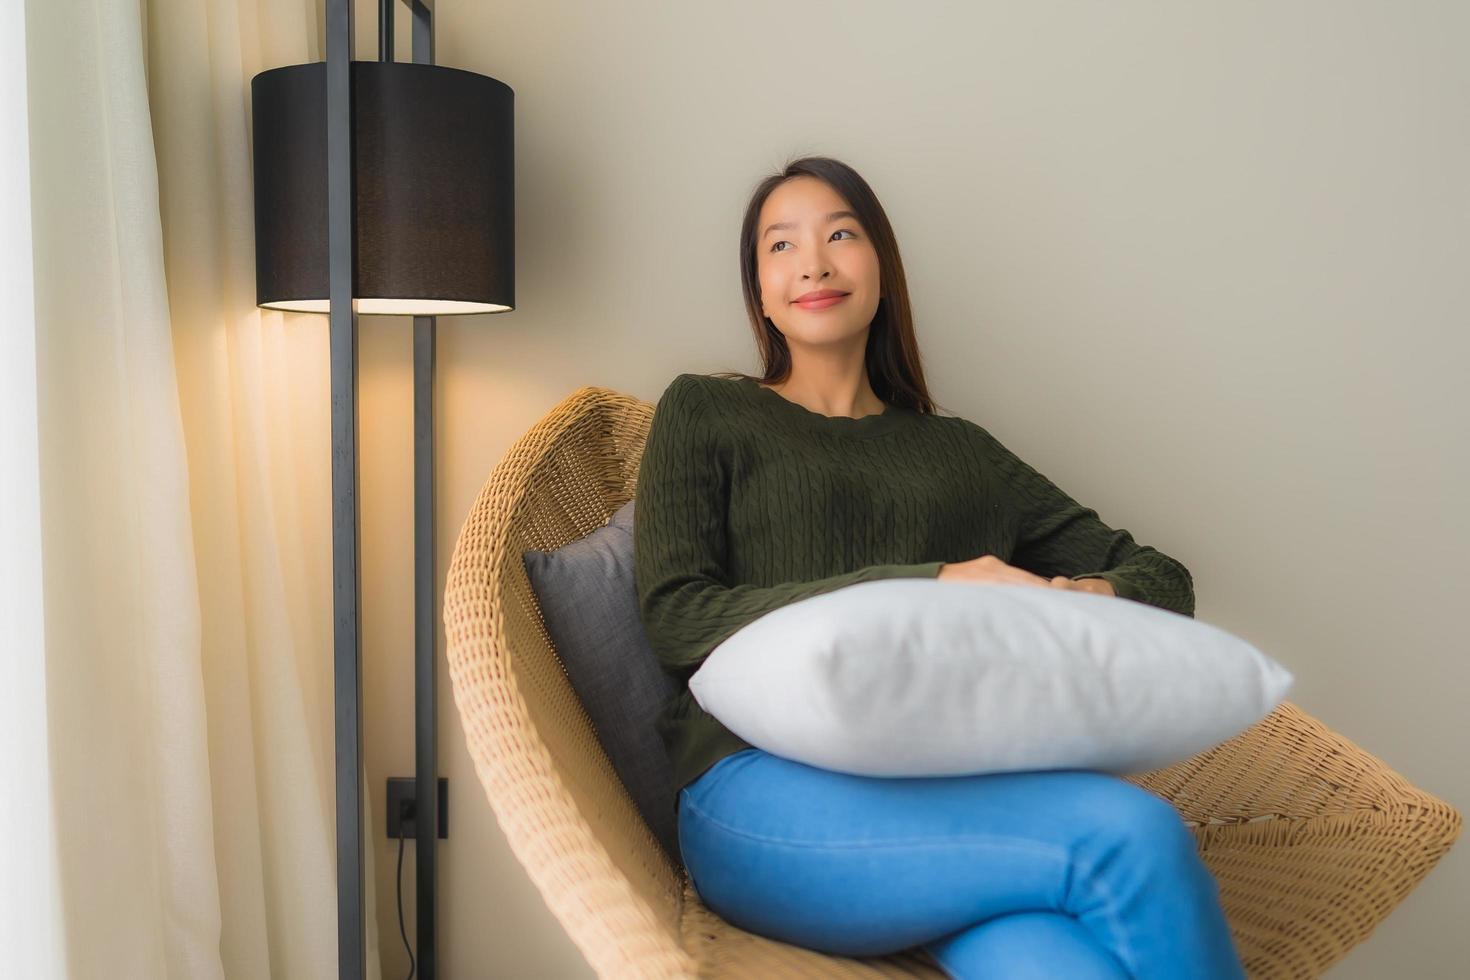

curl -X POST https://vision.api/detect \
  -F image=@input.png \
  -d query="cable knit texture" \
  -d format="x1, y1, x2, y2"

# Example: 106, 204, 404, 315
634, 372, 1195, 803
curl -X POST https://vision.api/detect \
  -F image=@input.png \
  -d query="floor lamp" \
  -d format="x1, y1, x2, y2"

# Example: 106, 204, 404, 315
248, 2, 515, 976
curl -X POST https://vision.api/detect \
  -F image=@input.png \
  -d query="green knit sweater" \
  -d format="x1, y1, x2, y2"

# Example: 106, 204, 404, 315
633, 372, 1195, 801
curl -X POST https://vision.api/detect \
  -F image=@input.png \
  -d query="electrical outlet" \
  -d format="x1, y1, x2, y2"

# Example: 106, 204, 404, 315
386, 777, 448, 840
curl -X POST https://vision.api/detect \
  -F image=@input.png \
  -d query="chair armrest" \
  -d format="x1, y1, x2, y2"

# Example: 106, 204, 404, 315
1125, 701, 1462, 978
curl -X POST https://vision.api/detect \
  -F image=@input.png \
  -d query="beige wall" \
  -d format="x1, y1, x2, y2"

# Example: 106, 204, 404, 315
354, 2, 1468, 976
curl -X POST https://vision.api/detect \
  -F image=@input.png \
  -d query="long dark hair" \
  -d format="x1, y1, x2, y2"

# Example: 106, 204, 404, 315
709, 155, 947, 416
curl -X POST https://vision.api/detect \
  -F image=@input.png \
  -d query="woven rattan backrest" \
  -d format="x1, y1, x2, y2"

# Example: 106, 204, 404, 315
442, 386, 694, 973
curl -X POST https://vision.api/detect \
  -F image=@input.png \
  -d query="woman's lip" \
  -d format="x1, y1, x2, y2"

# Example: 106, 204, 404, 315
793, 293, 849, 311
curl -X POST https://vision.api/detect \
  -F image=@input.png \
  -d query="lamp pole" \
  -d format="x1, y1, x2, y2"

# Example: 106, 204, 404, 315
332, 1, 441, 976
325, 0, 363, 977
407, 3, 440, 977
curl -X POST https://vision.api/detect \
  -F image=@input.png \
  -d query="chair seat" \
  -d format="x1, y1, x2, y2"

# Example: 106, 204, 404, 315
442, 384, 1461, 979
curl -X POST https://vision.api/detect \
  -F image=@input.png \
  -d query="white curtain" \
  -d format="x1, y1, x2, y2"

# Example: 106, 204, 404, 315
9, 0, 384, 976
1, 0, 67, 976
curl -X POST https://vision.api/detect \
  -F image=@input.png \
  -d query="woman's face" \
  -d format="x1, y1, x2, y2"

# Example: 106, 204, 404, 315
756, 176, 881, 350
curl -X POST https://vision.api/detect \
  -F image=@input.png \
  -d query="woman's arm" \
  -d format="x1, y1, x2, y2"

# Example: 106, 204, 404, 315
970, 421, 1195, 617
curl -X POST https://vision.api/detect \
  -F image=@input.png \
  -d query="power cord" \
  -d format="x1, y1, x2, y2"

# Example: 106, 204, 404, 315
396, 831, 416, 980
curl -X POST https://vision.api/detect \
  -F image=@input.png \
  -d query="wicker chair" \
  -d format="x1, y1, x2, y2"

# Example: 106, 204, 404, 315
441, 385, 1461, 979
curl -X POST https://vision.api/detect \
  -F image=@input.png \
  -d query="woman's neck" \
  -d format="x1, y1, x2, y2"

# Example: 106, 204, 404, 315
761, 368, 885, 420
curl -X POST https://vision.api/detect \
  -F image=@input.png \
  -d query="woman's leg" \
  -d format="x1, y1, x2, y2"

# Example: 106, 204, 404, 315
926, 911, 1129, 979
677, 748, 1245, 979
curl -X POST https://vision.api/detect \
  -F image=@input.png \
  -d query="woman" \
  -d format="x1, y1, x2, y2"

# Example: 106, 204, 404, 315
633, 156, 1242, 979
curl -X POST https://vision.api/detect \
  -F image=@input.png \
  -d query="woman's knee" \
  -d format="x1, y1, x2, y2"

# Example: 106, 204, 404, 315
1080, 776, 1195, 847
1061, 776, 1225, 919
1070, 776, 1209, 887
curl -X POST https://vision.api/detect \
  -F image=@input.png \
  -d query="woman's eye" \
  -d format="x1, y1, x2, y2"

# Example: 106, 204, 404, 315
770, 229, 856, 253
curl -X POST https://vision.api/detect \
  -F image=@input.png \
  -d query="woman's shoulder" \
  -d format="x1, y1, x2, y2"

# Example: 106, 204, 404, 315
649, 373, 735, 438
658, 371, 732, 394
670, 371, 744, 391
656, 372, 747, 413
652, 372, 709, 404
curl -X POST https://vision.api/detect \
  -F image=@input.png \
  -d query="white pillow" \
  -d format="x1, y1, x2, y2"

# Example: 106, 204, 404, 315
688, 579, 1293, 778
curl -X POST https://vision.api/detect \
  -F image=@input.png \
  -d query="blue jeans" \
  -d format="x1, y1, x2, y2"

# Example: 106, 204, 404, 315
677, 748, 1246, 980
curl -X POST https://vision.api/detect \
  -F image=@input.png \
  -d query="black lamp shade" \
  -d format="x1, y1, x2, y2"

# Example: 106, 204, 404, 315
251, 61, 514, 315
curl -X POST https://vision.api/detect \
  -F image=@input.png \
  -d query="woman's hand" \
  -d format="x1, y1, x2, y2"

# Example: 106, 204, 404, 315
1046, 575, 1116, 597
937, 555, 1116, 596
936, 554, 1051, 587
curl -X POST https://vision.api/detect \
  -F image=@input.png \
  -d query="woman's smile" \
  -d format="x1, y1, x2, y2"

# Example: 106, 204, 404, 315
794, 292, 849, 311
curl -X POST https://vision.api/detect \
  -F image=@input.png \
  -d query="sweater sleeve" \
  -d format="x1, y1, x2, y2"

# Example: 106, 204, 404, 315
634, 374, 945, 679
974, 422, 1196, 618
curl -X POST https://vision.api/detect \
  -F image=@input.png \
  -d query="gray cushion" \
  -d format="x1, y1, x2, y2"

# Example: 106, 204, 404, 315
521, 499, 682, 865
